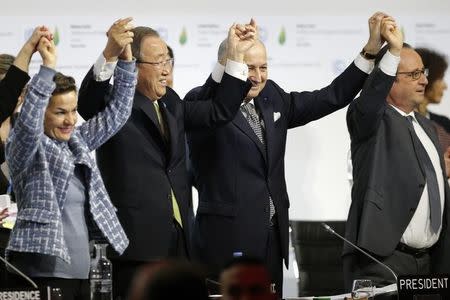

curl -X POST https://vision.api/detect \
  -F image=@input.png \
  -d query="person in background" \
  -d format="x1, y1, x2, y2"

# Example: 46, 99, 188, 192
5, 24, 136, 299
0, 27, 53, 196
128, 260, 209, 300
167, 45, 174, 88
416, 48, 450, 152
219, 256, 276, 300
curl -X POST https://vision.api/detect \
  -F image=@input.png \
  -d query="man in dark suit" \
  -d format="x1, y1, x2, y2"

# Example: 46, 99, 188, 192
77, 18, 254, 299
344, 16, 450, 290
185, 13, 387, 296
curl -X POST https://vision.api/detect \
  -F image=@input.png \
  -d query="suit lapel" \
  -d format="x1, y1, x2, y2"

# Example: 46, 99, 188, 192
232, 103, 266, 161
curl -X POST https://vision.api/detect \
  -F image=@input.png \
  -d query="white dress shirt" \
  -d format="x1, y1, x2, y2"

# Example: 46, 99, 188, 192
390, 106, 445, 249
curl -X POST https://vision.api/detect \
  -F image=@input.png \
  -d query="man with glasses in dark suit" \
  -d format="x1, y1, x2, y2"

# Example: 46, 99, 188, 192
344, 16, 450, 290
77, 18, 255, 299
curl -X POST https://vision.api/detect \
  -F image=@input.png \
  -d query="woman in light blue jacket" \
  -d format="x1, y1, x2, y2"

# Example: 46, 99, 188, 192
5, 27, 136, 299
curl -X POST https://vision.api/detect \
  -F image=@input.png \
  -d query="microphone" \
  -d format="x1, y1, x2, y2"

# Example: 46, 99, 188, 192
321, 222, 398, 282
205, 278, 221, 286
0, 254, 38, 288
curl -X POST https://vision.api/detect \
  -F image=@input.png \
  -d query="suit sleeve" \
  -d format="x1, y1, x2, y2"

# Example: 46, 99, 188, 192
285, 62, 368, 129
346, 67, 396, 142
78, 66, 112, 120
430, 113, 450, 134
0, 65, 30, 124
183, 72, 251, 129
183, 75, 219, 103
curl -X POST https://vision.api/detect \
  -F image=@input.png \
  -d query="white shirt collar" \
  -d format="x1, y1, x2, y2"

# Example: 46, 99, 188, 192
241, 99, 255, 107
390, 104, 417, 122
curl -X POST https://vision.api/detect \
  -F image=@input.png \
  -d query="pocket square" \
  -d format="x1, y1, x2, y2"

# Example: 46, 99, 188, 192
273, 112, 281, 122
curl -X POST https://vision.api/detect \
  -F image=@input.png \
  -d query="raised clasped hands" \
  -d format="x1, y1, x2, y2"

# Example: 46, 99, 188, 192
103, 17, 135, 62
380, 15, 403, 56
25, 26, 53, 54
37, 36, 57, 69
227, 18, 257, 63
363, 12, 388, 55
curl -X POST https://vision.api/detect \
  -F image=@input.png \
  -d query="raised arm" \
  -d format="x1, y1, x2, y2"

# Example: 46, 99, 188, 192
284, 12, 392, 129
184, 19, 255, 128
0, 26, 52, 123
347, 16, 403, 141
6, 37, 57, 174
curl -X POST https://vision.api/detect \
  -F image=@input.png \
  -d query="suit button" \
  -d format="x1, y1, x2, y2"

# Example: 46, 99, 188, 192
168, 169, 172, 174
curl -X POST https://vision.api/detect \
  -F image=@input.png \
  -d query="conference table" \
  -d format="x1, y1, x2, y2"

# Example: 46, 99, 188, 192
283, 283, 397, 299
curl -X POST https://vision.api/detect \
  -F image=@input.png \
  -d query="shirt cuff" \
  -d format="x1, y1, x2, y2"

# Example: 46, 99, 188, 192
354, 54, 374, 74
224, 59, 248, 82
93, 53, 117, 82
211, 62, 225, 83
379, 50, 400, 76
38, 65, 57, 82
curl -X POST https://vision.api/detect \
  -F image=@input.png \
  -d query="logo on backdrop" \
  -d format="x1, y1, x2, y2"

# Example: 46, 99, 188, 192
53, 27, 60, 46
179, 26, 187, 45
278, 26, 286, 45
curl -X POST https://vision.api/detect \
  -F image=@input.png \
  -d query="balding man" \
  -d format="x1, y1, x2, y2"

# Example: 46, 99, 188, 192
185, 13, 390, 297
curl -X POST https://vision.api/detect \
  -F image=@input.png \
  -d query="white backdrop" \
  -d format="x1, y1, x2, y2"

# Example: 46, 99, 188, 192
1, 3, 450, 221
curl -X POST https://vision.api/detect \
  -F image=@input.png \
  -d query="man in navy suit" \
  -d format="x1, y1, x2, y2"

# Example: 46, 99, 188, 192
78, 18, 255, 299
344, 17, 450, 290
185, 13, 389, 296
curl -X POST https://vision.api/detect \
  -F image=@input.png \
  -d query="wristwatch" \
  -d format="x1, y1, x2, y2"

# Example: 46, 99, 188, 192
360, 49, 377, 60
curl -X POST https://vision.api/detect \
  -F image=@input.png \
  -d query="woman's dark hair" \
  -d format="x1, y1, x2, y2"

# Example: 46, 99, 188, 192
416, 47, 448, 92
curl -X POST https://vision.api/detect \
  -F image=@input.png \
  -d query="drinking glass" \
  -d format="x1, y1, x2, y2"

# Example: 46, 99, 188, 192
351, 279, 374, 300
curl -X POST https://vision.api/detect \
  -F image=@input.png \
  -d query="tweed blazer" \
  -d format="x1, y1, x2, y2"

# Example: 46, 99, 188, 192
5, 61, 136, 262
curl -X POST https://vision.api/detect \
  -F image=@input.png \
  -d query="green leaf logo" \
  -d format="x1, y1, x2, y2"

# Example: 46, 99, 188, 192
179, 27, 187, 45
53, 27, 60, 46
278, 27, 286, 45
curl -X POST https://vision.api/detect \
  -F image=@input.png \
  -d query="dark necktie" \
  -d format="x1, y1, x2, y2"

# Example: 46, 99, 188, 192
406, 116, 441, 233
153, 101, 183, 227
153, 101, 169, 143
241, 102, 276, 223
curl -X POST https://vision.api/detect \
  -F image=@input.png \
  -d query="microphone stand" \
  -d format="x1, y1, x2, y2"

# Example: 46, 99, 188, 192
321, 222, 398, 282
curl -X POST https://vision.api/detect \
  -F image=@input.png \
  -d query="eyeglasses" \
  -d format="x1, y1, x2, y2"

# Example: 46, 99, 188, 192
397, 68, 429, 80
136, 58, 174, 69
